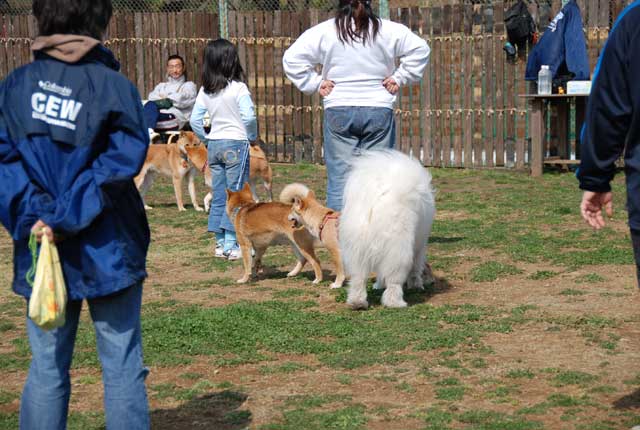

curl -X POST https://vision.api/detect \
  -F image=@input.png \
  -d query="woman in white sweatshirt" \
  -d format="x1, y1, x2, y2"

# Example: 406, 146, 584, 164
283, 0, 430, 211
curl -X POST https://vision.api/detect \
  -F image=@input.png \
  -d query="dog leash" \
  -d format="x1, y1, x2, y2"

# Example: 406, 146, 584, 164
318, 211, 340, 242
235, 141, 250, 190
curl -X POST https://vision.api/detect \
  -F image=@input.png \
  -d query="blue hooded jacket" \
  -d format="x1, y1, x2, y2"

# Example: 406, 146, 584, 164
525, 0, 590, 81
0, 39, 150, 300
578, 1, 640, 229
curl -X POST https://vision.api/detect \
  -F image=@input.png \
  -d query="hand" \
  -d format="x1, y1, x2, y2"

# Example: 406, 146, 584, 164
31, 220, 54, 242
383, 77, 400, 95
580, 191, 613, 230
318, 80, 335, 97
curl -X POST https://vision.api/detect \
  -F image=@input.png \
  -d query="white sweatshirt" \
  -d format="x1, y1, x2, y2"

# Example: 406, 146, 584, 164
148, 75, 197, 128
283, 18, 430, 109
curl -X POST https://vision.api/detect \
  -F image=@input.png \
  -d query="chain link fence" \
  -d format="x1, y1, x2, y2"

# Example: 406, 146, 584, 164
0, 0, 340, 14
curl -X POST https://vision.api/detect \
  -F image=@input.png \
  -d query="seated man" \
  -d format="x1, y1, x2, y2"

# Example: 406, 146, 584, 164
144, 54, 197, 139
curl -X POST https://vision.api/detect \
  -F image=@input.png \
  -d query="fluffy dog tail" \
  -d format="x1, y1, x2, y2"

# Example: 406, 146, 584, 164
279, 183, 311, 204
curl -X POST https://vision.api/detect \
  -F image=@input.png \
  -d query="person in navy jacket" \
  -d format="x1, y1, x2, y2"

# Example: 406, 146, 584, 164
0, 0, 151, 428
578, 1, 640, 287
525, 0, 590, 83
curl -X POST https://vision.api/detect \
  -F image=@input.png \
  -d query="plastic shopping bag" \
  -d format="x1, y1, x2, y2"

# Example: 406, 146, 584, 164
26, 231, 67, 330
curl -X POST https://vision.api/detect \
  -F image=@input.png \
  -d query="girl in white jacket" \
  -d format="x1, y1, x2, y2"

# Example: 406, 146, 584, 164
283, 0, 430, 211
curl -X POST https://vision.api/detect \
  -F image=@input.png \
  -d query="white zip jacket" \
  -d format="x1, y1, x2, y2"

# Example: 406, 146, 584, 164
283, 18, 430, 109
148, 75, 197, 128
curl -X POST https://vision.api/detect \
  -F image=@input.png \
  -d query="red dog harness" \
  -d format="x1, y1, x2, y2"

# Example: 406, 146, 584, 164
318, 211, 340, 242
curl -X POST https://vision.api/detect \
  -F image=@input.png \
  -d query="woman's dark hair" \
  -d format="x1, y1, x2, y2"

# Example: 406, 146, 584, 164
202, 39, 246, 95
33, 0, 112, 40
335, 0, 380, 45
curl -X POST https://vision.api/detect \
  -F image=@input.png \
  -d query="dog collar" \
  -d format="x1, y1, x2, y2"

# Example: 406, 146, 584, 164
230, 206, 242, 223
319, 211, 340, 242
229, 202, 253, 223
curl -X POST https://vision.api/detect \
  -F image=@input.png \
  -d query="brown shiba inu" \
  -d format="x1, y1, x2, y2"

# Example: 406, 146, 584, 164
181, 139, 273, 211
226, 183, 323, 284
280, 183, 345, 289
134, 131, 203, 211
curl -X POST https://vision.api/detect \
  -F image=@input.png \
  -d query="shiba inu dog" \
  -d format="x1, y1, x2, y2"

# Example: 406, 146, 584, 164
280, 183, 345, 289
225, 183, 323, 284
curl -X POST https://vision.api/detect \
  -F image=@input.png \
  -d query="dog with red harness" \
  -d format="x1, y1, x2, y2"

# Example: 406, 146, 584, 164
281, 183, 345, 289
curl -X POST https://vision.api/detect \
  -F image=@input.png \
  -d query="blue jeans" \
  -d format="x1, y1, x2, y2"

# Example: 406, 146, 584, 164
323, 106, 396, 211
207, 139, 250, 234
20, 283, 149, 430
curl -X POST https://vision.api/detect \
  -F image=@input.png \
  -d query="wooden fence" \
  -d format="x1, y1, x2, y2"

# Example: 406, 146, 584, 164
0, 1, 631, 167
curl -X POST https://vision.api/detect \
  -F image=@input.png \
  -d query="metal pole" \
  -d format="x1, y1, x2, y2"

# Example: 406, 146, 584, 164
378, 0, 389, 19
219, 0, 229, 39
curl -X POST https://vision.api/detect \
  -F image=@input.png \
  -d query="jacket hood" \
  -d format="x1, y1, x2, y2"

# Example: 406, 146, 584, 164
32, 34, 101, 63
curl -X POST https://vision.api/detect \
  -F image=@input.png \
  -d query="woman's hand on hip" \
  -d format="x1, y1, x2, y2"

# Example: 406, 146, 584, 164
318, 80, 335, 97
383, 77, 400, 95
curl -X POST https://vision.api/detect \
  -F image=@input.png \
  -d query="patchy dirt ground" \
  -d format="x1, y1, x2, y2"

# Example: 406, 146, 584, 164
1, 166, 640, 430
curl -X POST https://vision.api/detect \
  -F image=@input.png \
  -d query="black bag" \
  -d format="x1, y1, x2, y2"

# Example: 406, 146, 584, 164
504, 0, 535, 46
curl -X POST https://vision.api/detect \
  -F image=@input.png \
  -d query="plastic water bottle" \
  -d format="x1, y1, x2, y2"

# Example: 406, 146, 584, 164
538, 65, 552, 95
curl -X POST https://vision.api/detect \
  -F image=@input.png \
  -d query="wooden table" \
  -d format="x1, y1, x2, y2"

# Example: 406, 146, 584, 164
520, 93, 589, 176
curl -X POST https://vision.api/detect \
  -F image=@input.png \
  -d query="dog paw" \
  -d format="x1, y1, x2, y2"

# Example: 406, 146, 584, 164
312, 278, 322, 285
347, 299, 369, 311
194, 206, 204, 212
144, 205, 153, 210
329, 282, 343, 289
178, 207, 187, 212
382, 298, 408, 308
237, 276, 250, 284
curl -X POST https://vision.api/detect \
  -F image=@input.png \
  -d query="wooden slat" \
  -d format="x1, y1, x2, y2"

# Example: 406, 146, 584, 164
431, 6, 442, 167
282, 11, 293, 163
463, 4, 473, 168
273, 10, 283, 162
441, 4, 452, 166
515, 58, 526, 170
134, 13, 145, 96
398, 8, 409, 155
420, 7, 432, 166
452, 3, 463, 167
143, 13, 153, 97
483, 4, 494, 167
309, 9, 322, 164
410, 7, 422, 161
494, 2, 505, 167
125, 13, 136, 85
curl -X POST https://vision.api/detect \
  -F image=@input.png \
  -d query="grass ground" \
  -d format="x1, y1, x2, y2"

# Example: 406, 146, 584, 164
1, 163, 640, 429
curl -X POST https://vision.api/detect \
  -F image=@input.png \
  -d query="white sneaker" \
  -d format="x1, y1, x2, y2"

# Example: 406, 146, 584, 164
226, 246, 242, 261
214, 243, 225, 258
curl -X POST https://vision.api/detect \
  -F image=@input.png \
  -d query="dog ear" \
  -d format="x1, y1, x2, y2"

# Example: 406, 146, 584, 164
293, 196, 305, 210
242, 182, 251, 193
308, 189, 316, 200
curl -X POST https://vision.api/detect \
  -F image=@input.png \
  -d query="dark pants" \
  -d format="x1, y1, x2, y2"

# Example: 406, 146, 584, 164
143, 101, 177, 131
631, 229, 640, 288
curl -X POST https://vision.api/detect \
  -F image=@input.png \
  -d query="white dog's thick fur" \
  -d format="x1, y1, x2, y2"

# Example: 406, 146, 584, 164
339, 149, 435, 310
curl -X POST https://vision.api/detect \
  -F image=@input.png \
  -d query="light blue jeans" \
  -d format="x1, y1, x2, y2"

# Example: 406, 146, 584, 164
19, 283, 149, 430
323, 106, 396, 211
207, 139, 250, 234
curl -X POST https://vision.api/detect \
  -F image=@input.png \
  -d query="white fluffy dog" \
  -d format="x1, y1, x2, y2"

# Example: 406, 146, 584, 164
339, 149, 435, 310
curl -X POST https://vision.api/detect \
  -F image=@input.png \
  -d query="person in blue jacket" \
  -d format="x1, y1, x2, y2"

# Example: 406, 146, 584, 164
578, 1, 640, 287
0, 0, 151, 428
525, 0, 590, 83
